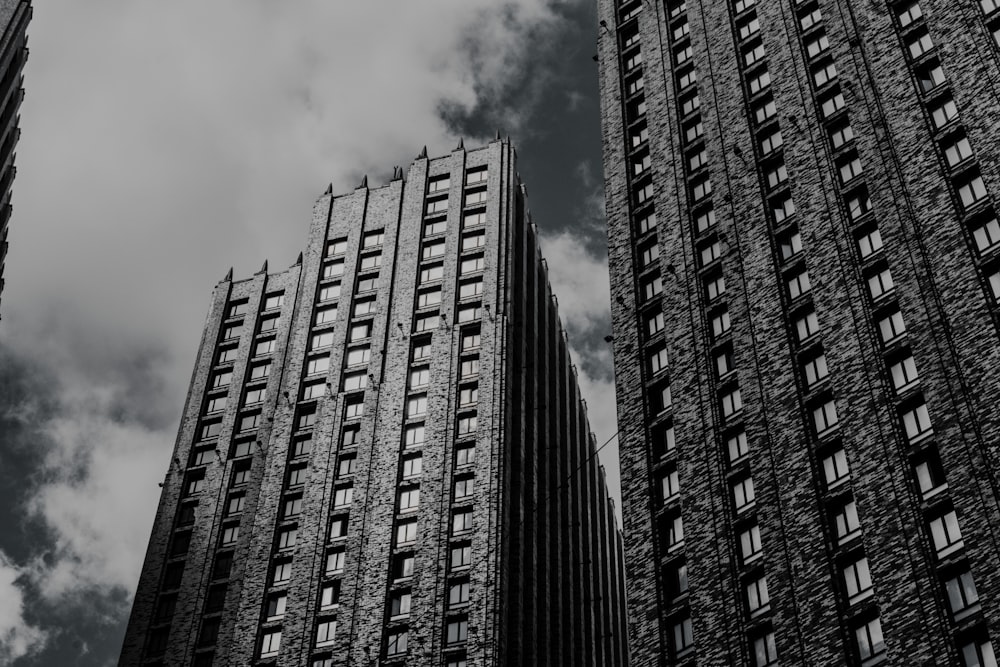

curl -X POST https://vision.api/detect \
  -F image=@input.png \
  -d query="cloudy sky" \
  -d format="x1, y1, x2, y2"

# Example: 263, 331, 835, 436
0, 1, 617, 664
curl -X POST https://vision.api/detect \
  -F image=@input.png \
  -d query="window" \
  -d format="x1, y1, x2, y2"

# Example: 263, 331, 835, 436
644, 275, 664, 300
206, 396, 228, 413
787, 270, 812, 299
853, 617, 886, 664
666, 513, 684, 549
962, 638, 998, 667
278, 527, 298, 549
648, 312, 665, 336
402, 455, 423, 479
800, 6, 822, 29
288, 465, 308, 487
426, 198, 448, 216
306, 355, 330, 376
217, 346, 238, 364
795, 309, 820, 341
384, 629, 408, 656
931, 97, 959, 128
744, 41, 765, 67
661, 467, 680, 501
404, 424, 425, 448
636, 182, 655, 205
239, 412, 261, 431
814, 400, 839, 434
667, 562, 689, 601
448, 581, 471, 609
902, 401, 932, 441
868, 267, 895, 299
453, 509, 473, 534
631, 123, 650, 147
221, 322, 243, 340
754, 97, 777, 124
834, 499, 861, 542
747, 577, 770, 614
320, 582, 340, 610
394, 553, 416, 580
267, 594, 287, 620
637, 211, 658, 234
684, 119, 704, 142
291, 437, 312, 457
917, 62, 946, 93
712, 309, 731, 338
740, 524, 763, 563
457, 304, 482, 323
283, 496, 302, 519
721, 387, 743, 418
821, 91, 846, 118
259, 315, 279, 332
898, 1, 923, 25
753, 631, 778, 666
316, 620, 337, 647
822, 448, 849, 488
944, 135, 974, 167
337, 456, 356, 477
272, 559, 292, 583
456, 445, 476, 466
643, 242, 662, 267
814, 61, 838, 87
983, 0, 1000, 13
839, 155, 863, 184
706, 274, 726, 300
329, 516, 348, 540
461, 255, 485, 275
396, 520, 418, 545
772, 195, 796, 223
830, 124, 855, 151
855, 228, 884, 258
649, 347, 669, 374
929, 510, 963, 556
760, 129, 783, 155
399, 487, 420, 513
739, 16, 760, 38
804, 353, 829, 387
406, 395, 427, 419
675, 44, 693, 65
227, 301, 248, 318
333, 486, 353, 508
232, 466, 251, 485
716, 348, 734, 378
454, 477, 474, 500
908, 30, 934, 59
447, 619, 468, 645
733, 477, 755, 511
451, 543, 472, 569
322, 262, 345, 283
888, 354, 918, 391
260, 630, 282, 658
959, 175, 989, 209
973, 218, 1000, 253
946, 570, 980, 618
843, 558, 873, 603
878, 309, 906, 344
766, 164, 788, 189
254, 339, 276, 356
459, 386, 478, 407
466, 167, 487, 185
673, 617, 694, 655
806, 34, 830, 58
326, 238, 347, 257
263, 293, 285, 310
728, 431, 749, 462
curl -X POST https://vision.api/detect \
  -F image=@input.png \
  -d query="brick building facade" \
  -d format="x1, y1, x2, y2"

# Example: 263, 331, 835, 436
598, 0, 1000, 664
0, 0, 30, 319
119, 140, 629, 667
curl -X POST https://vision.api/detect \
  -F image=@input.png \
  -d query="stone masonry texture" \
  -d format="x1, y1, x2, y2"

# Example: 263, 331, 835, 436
599, 0, 1000, 665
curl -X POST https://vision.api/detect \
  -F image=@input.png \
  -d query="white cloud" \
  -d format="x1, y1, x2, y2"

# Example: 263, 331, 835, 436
0, 553, 46, 663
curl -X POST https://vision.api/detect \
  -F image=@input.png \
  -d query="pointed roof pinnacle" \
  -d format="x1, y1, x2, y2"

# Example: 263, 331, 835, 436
456, 138, 464, 150
324, 183, 333, 195
257, 260, 268, 275
294, 252, 303, 266
223, 267, 233, 282
418, 145, 428, 159
495, 129, 501, 141
359, 175, 368, 189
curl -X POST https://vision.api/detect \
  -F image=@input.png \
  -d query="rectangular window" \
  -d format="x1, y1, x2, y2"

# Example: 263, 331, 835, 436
728, 431, 749, 462
855, 618, 885, 662
844, 558, 873, 603
451, 544, 472, 569
261, 630, 282, 658
754, 97, 777, 124
889, 355, 919, 391
673, 617, 693, 655
959, 175, 989, 209
796, 309, 820, 341
868, 268, 895, 299
398, 488, 420, 513
946, 570, 980, 618
766, 163, 788, 189
823, 448, 850, 488
396, 520, 418, 546
404, 424, 426, 448
263, 293, 285, 310
456, 445, 476, 466
806, 34, 830, 58
760, 129, 783, 155
648, 312, 665, 336
272, 560, 291, 583
908, 30, 934, 58
813, 61, 838, 87
833, 499, 861, 542
801, 7, 822, 29
857, 228, 883, 258
787, 270, 812, 299
447, 619, 469, 645
649, 347, 669, 374
695, 208, 716, 233
461, 256, 486, 274
962, 639, 998, 667
733, 476, 756, 511
744, 41, 765, 67
748, 70, 771, 95
402, 455, 423, 479
821, 91, 846, 118
878, 309, 906, 343
449, 581, 471, 608
747, 577, 770, 614
804, 353, 829, 387
929, 510, 963, 556
706, 275, 726, 301
325, 550, 345, 574
753, 631, 778, 666
902, 401, 932, 441
333, 486, 353, 508
667, 513, 684, 548
454, 477, 475, 500
254, 339, 276, 356
712, 309, 731, 338
453, 509, 473, 534
814, 400, 839, 434
931, 97, 959, 128
316, 620, 337, 647
258, 315, 279, 332
661, 467, 680, 501
973, 218, 1000, 253
772, 195, 796, 223
740, 524, 762, 563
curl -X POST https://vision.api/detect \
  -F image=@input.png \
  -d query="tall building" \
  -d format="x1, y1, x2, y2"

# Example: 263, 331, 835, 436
120, 140, 628, 667
0, 0, 30, 319
598, 0, 1000, 664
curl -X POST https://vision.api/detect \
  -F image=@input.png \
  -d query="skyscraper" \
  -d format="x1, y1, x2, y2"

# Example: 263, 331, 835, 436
0, 0, 30, 320
120, 140, 628, 667
598, 0, 1000, 664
